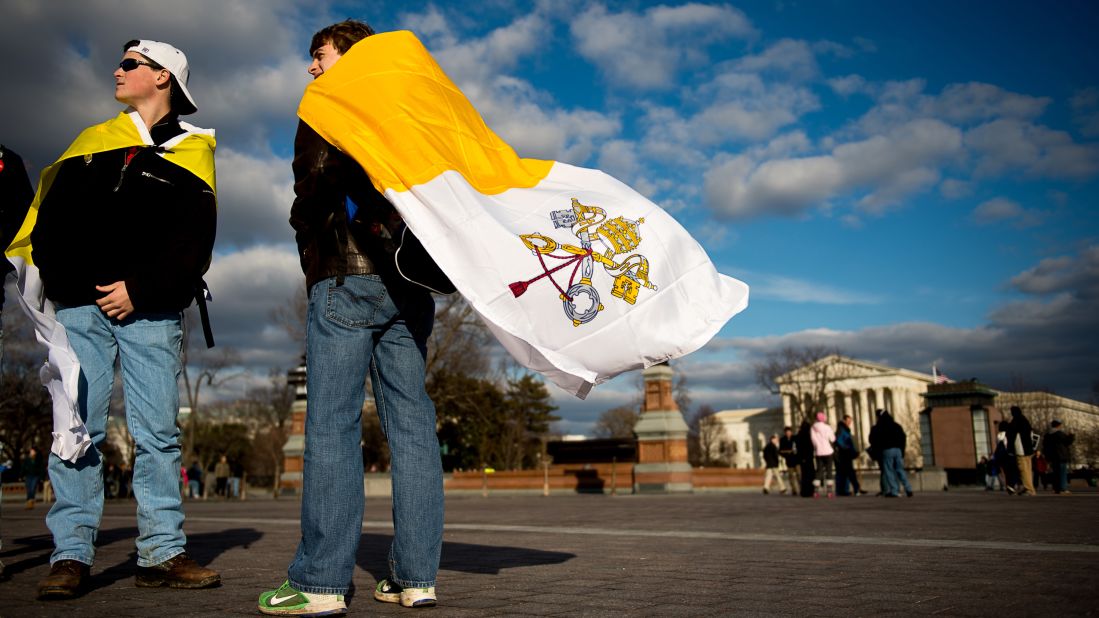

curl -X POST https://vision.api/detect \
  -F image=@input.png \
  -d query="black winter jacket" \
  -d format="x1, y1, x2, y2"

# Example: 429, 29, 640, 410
31, 118, 215, 312
0, 144, 35, 305
868, 413, 906, 457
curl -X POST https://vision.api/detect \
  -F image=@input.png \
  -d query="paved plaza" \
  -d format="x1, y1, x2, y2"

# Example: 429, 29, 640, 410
0, 488, 1096, 617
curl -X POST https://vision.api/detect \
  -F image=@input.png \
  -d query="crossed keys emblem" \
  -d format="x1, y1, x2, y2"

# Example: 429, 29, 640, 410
508, 198, 657, 327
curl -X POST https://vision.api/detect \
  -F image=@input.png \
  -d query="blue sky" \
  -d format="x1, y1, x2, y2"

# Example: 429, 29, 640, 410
2, 1, 1097, 434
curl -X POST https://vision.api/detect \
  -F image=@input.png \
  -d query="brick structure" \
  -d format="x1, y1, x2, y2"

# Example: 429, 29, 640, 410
632, 363, 693, 493
279, 360, 307, 496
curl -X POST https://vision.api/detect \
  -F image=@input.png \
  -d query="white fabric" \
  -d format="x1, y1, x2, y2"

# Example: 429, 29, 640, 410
6, 257, 91, 461
388, 162, 749, 397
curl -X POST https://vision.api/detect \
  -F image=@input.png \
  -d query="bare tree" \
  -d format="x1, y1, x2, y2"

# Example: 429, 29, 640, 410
755, 346, 852, 424
180, 309, 245, 466
270, 285, 308, 353
687, 404, 727, 467
237, 369, 295, 497
593, 405, 639, 439
427, 294, 493, 381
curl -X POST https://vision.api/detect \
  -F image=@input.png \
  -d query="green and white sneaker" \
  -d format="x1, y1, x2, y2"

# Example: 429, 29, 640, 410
258, 580, 346, 616
374, 579, 437, 608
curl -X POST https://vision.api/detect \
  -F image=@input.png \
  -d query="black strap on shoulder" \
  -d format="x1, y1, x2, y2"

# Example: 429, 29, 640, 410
195, 282, 215, 348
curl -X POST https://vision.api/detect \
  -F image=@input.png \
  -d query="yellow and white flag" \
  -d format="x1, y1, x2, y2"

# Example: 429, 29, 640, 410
5, 110, 216, 461
298, 31, 748, 398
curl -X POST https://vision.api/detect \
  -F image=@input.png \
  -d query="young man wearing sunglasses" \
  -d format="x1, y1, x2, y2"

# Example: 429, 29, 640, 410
23, 39, 219, 599
258, 19, 443, 616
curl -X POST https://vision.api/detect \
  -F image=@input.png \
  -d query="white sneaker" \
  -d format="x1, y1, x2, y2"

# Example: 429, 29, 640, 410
374, 579, 437, 608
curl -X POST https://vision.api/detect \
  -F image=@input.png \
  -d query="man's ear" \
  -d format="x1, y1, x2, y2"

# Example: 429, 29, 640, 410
157, 69, 172, 87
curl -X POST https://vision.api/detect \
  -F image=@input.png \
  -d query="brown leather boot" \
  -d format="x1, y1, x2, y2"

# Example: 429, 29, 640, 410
134, 553, 220, 589
37, 560, 90, 599
25, 499, 35, 509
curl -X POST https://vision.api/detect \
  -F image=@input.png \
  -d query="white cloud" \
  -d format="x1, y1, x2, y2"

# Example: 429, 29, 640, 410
570, 3, 756, 90
939, 178, 973, 199
734, 39, 818, 80
970, 197, 1045, 228
738, 272, 883, 304
828, 74, 870, 97
705, 119, 962, 218
212, 149, 296, 249
1070, 87, 1099, 137
203, 245, 304, 367
966, 119, 1099, 179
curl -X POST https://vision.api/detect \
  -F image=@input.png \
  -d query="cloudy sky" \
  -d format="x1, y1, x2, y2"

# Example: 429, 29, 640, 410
2, 0, 1097, 434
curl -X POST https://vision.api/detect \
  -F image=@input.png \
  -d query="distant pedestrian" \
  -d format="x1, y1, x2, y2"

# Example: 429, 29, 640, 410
761, 435, 787, 495
835, 415, 862, 496
980, 455, 1002, 491
1042, 420, 1074, 495
1005, 406, 1036, 496
810, 412, 836, 498
994, 423, 1017, 493
187, 461, 202, 499
214, 455, 230, 498
22, 447, 41, 509
869, 410, 913, 498
795, 421, 816, 497
228, 461, 243, 499
180, 466, 189, 499
778, 426, 799, 497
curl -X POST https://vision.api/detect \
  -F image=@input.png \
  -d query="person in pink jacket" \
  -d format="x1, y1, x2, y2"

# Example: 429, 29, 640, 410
811, 412, 836, 498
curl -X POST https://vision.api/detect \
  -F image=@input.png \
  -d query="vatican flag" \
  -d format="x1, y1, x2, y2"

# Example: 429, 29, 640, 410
5, 110, 216, 461
298, 31, 748, 398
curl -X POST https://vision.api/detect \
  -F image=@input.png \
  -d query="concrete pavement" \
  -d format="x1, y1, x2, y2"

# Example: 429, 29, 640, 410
1, 488, 1096, 616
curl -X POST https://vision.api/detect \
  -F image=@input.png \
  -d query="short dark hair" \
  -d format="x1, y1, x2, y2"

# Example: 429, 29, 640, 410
310, 19, 375, 56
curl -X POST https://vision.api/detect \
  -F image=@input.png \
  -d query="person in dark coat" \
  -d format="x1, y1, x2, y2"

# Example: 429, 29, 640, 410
794, 420, 816, 497
0, 144, 36, 375
1042, 420, 1075, 494
761, 435, 787, 494
1004, 406, 1036, 496
778, 426, 799, 497
868, 410, 912, 497
835, 415, 861, 496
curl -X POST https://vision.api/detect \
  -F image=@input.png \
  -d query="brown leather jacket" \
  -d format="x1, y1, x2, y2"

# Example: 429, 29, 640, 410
289, 120, 401, 291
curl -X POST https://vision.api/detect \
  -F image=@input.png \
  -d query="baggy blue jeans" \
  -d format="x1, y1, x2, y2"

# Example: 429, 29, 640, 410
47, 305, 186, 567
881, 447, 913, 496
288, 275, 443, 595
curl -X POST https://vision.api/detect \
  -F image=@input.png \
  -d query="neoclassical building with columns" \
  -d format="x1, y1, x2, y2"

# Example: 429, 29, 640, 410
777, 355, 935, 463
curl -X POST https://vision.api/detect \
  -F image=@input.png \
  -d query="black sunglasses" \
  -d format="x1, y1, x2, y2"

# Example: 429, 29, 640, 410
118, 58, 158, 72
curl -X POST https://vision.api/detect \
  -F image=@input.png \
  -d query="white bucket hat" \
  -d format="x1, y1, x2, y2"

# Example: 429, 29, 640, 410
126, 39, 197, 115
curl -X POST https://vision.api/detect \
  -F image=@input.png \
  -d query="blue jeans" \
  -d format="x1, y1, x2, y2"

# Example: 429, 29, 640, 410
47, 305, 186, 567
288, 275, 443, 595
1054, 461, 1069, 492
881, 447, 912, 496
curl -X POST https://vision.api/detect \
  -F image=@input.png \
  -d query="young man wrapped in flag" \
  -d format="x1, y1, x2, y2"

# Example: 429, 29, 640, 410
5, 38, 220, 599
260, 21, 748, 615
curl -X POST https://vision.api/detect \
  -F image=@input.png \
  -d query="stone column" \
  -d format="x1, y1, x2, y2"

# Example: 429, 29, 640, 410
279, 359, 307, 496
858, 391, 872, 449
632, 363, 693, 493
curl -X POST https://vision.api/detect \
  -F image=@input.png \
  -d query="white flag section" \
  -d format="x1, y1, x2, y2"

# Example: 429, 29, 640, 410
387, 165, 748, 398
298, 30, 749, 398
6, 257, 91, 461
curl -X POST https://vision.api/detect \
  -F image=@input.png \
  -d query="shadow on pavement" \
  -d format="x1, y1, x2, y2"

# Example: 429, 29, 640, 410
87, 527, 262, 590
355, 531, 575, 583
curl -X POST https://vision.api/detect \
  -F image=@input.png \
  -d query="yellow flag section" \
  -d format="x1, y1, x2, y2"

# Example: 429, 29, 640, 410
3, 110, 216, 461
299, 31, 748, 398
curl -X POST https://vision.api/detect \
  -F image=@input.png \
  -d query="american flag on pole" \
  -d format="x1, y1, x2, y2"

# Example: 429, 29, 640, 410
932, 365, 952, 384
